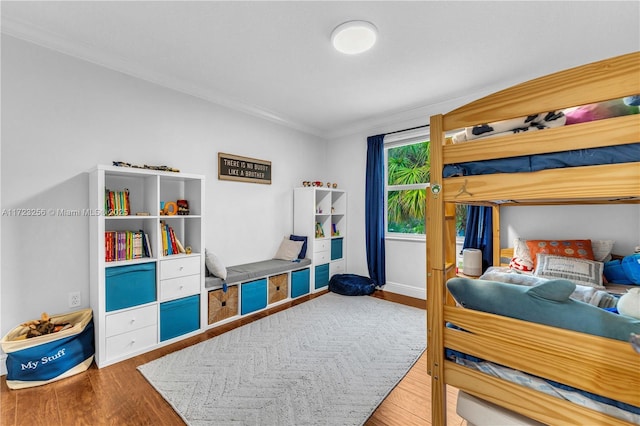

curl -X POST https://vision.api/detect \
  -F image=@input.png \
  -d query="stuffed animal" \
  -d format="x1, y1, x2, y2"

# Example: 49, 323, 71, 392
446, 277, 640, 341
618, 288, 640, 319
604, 253, 640, 284
19, 312, 70, 339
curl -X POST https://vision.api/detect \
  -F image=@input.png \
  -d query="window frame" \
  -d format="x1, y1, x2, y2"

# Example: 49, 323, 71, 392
383, 128, 431, 241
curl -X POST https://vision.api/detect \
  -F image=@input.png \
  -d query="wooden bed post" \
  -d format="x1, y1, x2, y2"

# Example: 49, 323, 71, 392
427, 113, 447, 425
492, 205, 500, 266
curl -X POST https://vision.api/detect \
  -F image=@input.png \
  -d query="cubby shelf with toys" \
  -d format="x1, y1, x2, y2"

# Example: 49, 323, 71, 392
89, 165, 205, 368
293, 186, 346, 292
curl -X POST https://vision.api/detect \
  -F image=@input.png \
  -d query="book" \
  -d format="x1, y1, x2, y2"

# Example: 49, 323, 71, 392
175, 236, 186, 254
140, 230, 152, 258
164, 224, 173, 255
104, 189, 130, 216
133, 232, 143, 259
145, 232, 153, 258
161, 222, 169, 256
168, 226, 178, 255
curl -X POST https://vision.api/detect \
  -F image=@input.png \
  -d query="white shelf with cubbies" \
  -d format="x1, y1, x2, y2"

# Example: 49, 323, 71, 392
293, 186, 347, 292
89, 165, 205, 368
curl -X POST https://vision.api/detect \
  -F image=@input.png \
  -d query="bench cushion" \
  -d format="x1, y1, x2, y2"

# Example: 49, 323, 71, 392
205, 258, 312, 289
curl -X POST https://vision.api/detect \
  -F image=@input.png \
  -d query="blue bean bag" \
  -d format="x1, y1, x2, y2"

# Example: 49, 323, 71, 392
329, 274, 376, 296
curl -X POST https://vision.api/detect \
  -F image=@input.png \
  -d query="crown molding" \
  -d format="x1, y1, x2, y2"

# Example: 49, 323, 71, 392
1, 16, 326, 139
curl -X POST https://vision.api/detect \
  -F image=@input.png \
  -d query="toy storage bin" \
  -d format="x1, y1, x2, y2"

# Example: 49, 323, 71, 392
105, 262, 156, 312
291, 268, 310, 298
208, 286, 238, 324
241, 278, 268, 315
315, 263, 330, 289
331, 237, 343, 260
0, 308, 95, 389
159, 295, 200, 341
268, 273, 288, 304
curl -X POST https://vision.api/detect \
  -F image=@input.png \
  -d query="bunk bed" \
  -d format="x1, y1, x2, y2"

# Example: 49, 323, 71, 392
426, 51, 640, 425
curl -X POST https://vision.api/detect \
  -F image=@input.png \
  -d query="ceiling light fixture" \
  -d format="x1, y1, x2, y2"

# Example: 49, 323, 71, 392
331, 20, 377, 55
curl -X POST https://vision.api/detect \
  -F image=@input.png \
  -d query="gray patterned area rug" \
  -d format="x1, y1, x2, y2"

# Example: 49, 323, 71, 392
138, 292, 426, 426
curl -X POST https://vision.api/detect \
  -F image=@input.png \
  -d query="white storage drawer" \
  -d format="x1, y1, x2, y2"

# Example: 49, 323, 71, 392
105, 304, 157, 337
106, 325, 157, 360
160, 274, 201, 302
330, 259, 345, 276
314, 250, 330, 264
314, 239, 330, 252
160, 256, 201, 280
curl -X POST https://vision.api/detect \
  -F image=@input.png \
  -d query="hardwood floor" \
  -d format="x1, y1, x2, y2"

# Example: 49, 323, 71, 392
1, 290, 465, 425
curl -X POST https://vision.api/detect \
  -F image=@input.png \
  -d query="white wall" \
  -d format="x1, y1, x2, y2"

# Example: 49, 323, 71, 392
502, 205, 640, 255
0, 36, 326, 349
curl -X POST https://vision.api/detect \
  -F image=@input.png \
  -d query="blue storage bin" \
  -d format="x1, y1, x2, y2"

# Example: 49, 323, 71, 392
160, 295, 200, 341
291, 268, 310, 298
331, 238, 343, 260
241, 278, 267, 315
106, 263, 156, 312
315, 263, 330, 290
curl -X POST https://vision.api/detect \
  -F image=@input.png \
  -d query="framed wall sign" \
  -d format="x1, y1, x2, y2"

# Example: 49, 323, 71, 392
218, 153, 272, 184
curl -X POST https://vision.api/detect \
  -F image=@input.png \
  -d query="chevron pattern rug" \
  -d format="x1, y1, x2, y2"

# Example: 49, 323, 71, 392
138, 292, 426, 425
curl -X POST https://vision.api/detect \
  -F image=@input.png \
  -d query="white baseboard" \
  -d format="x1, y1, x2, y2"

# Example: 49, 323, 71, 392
0, 354, 7, 376
381, 281, 426, 300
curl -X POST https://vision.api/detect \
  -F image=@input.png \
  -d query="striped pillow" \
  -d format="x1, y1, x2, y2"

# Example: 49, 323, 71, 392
534, 254, 604, 289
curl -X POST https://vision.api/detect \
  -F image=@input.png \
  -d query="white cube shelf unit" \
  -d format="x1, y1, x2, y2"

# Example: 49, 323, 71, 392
89, 165, 205, 368
293, 187, 346, 292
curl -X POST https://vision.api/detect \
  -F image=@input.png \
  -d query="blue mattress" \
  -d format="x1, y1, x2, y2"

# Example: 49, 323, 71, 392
443, 143, 640, 178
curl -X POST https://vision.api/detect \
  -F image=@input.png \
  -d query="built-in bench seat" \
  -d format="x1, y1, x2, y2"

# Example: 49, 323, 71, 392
205, 258, 312, 289
205, 258, 313, 326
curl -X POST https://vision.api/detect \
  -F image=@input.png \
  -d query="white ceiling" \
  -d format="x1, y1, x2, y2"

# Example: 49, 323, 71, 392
2, 1, 639, 139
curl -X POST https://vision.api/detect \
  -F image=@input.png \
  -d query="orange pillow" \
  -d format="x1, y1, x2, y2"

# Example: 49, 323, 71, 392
525, 239, 595, 269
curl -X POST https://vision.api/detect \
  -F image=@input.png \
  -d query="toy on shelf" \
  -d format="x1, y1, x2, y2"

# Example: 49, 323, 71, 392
301, 180, 338, 188
177, 199, 189, 215
113, 161, 180, 173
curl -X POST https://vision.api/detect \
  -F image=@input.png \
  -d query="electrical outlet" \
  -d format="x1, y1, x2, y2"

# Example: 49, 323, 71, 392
68, 291, 81, 308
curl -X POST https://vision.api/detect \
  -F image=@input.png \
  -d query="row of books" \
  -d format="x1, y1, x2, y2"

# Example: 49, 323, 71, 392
105, 189, 130, 216
105, 230, 152, 262
161, 221, 186, 256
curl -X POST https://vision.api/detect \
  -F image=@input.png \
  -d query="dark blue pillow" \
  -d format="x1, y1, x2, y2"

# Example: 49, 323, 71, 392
289, 234, 308, 259
329, 274, 376, 296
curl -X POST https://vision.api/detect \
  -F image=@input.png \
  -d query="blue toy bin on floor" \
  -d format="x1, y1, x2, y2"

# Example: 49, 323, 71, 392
0, 308, 95, 389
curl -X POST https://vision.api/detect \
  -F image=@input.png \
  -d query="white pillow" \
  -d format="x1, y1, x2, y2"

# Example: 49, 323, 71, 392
205, 249, 227, 280
591, 240, 615, 262
273, 237, 304, 261
533, 254, 604, 289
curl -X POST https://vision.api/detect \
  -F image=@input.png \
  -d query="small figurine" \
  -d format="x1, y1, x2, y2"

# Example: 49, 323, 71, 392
332, 183, 338, 189
327, 182, 331, 188
177, 199, 189, 215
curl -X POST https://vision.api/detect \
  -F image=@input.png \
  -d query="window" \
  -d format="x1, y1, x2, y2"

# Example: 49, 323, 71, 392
384, 128, 430, 238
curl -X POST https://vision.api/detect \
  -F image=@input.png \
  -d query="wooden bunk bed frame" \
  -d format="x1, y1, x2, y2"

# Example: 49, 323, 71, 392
426, 51, 640, 425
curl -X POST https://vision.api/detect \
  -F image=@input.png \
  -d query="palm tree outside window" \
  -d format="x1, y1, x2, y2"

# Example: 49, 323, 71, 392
385, 139, 430, 237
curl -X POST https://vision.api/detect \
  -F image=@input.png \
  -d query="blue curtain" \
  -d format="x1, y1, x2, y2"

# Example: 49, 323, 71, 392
365, 134, 386, 286
463, 206, 493, 272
